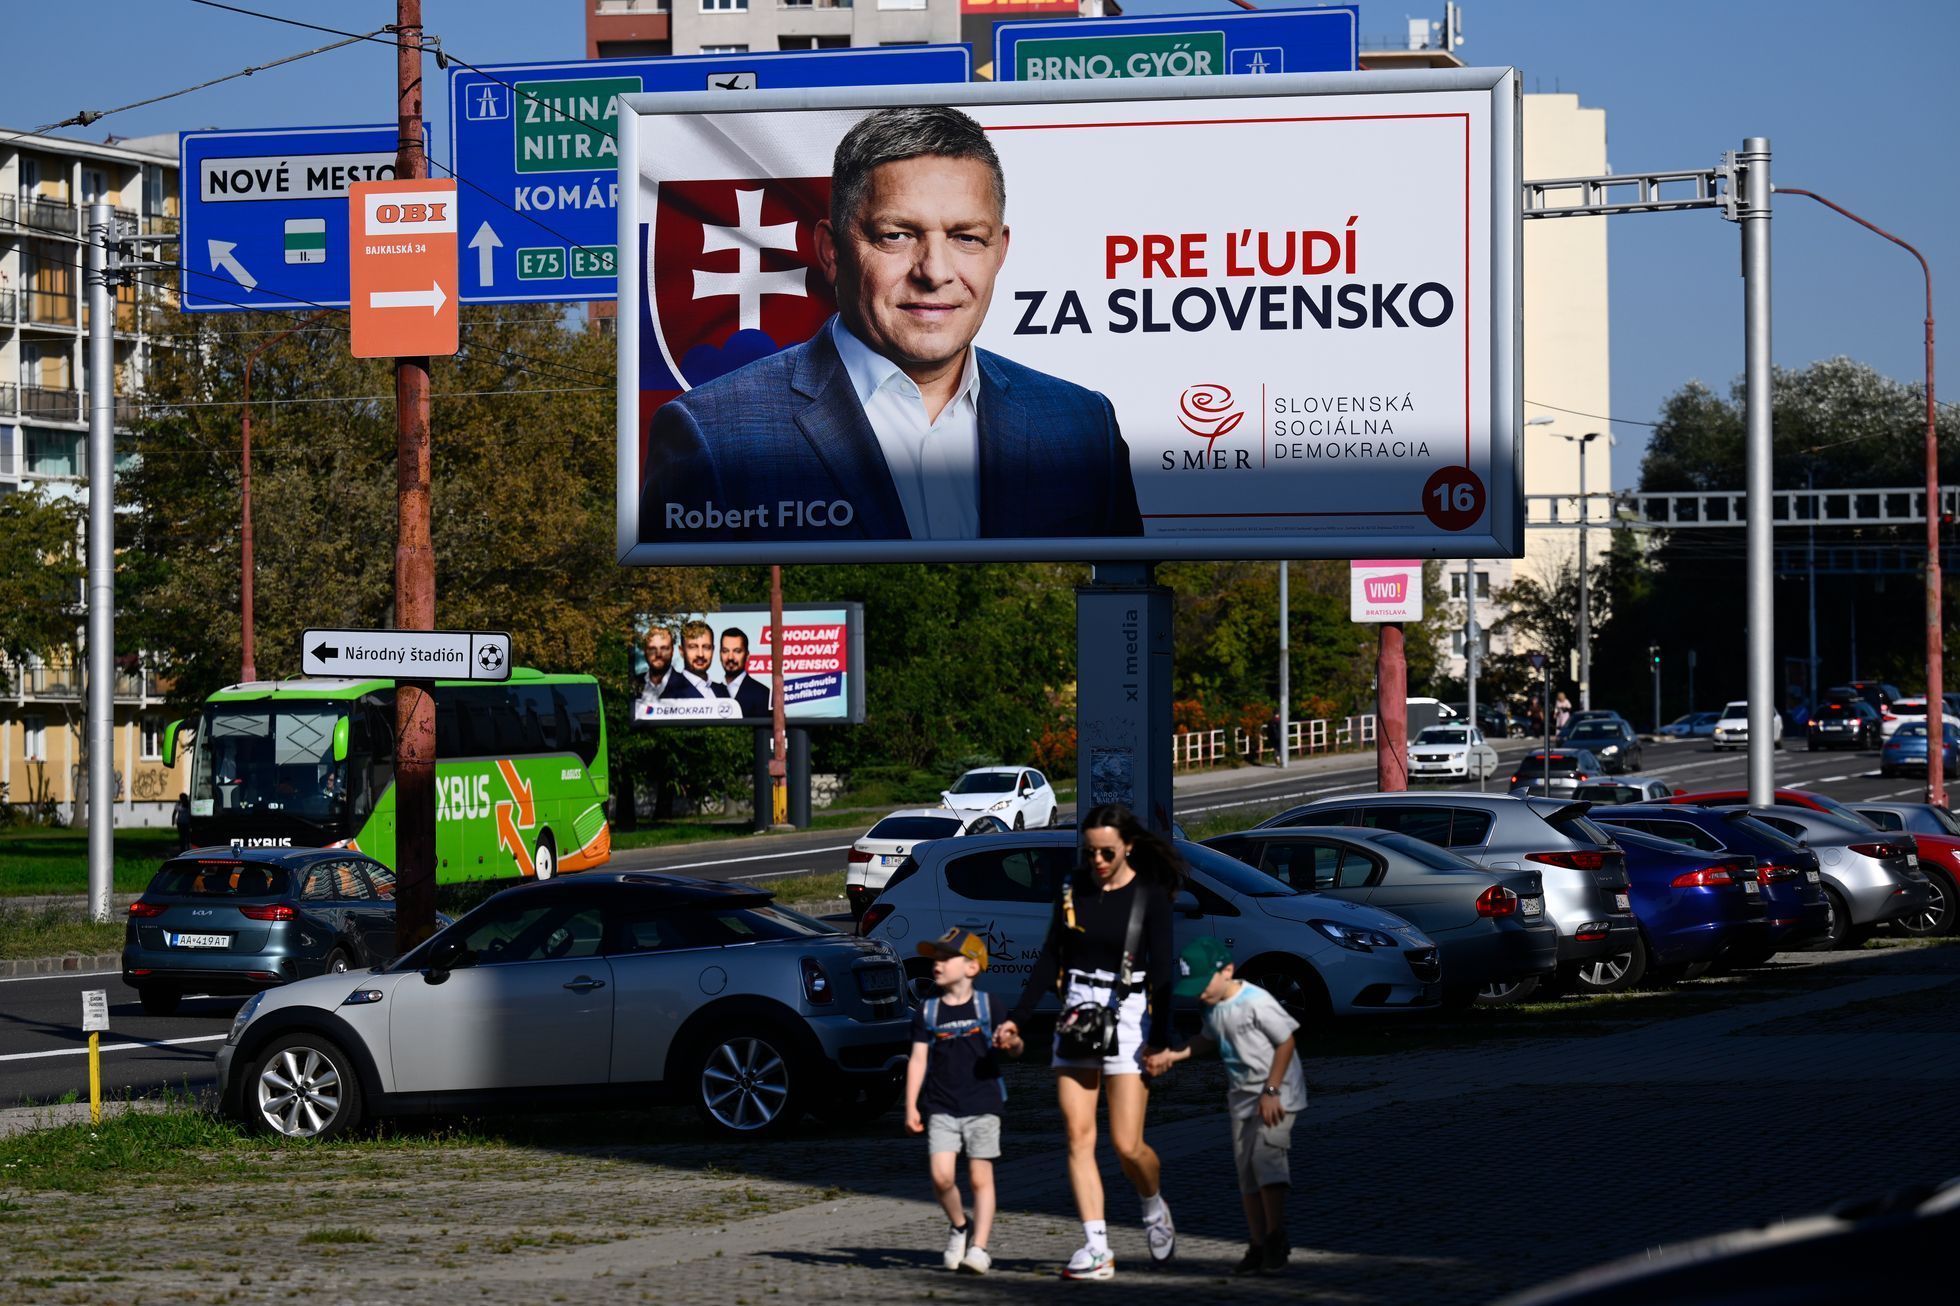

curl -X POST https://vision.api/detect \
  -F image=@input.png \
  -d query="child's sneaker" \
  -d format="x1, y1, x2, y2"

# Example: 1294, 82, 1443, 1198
1231, 1244, 1266, 1276
1261, 1229, 1290, 1273
1062, 1245, 1115, 1280
1144, 1201, 1176, 1265
943, 1223, 969, 1271
959, 1245, 992, 1276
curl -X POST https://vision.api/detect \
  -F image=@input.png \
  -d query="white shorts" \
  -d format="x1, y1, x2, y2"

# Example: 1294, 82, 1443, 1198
1050, 969, 1150, 1076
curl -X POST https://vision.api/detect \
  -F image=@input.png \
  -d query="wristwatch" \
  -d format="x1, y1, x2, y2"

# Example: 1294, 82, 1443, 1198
1261, 1084, 1283, 1097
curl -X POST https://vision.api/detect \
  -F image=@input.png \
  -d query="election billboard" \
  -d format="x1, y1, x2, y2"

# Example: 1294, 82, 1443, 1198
616, 69, 1521, 566
629, 604, 865, 726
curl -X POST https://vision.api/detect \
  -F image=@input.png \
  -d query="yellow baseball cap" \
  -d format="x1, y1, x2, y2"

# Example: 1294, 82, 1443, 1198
916, 927, 988, 971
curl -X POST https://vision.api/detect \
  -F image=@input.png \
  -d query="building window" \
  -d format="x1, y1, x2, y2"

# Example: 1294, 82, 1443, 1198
699, 0, 746, 11
141, 716, 164, 761
699, 43, 749, 52
24, 715, 47, 761
1448, 571, 1493, 599
878, 0, 927, 8
25, 429, 82, 478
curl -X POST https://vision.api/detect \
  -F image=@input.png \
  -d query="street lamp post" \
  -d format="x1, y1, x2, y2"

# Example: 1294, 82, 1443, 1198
1778, 185, 1942, 807
1545, 429, 1605, 712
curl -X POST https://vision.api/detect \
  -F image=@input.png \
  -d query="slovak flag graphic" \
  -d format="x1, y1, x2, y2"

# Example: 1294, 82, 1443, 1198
640, 177, 836, 409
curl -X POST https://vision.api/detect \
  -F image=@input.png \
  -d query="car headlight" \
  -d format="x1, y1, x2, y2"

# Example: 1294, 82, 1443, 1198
1309, 920, 1396, 951
1599, 745, 1620, 755
989, 799, 1013, 811
227, 991, 265, 1045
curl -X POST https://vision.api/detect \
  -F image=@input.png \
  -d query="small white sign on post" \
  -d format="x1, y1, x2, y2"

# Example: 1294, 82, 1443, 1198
1350, 560, 1425, 623
81, 989, 110, 1032
301, 629, 512, 681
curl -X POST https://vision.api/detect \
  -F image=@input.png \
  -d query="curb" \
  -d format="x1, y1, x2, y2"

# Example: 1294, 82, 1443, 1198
0, 953, 121, 978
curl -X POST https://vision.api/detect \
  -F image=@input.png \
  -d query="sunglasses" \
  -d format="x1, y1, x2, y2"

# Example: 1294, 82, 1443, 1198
1084, 846, 1122, 863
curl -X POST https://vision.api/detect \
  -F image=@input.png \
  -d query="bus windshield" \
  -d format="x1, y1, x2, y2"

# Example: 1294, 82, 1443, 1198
190, 702, 348, 826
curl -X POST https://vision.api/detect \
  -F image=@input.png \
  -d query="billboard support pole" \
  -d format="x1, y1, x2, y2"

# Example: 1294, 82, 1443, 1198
1076, 563, 1173, 838
768, 565, 791, 831
392, 0, 439, 948
788, 727, 811, 829
1377, 622, 1408, 792
1277, 562, 1290, 768
751, 728, 772, 834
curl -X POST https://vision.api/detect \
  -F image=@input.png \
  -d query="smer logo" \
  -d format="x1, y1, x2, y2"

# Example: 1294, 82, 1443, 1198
1177, 383, 1243, 452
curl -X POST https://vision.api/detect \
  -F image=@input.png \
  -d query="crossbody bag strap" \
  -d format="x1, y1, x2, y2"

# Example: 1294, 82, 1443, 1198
1114, 885, 1148, 999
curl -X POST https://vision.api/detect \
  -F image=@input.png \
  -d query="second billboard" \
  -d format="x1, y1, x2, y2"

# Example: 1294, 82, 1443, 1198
630, 604, 864, 726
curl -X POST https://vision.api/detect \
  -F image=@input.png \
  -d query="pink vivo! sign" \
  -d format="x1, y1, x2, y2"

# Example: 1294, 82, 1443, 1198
1350, 559, 1424, 623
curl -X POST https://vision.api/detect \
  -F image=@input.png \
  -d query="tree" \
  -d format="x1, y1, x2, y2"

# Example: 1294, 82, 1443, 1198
0, 487, 83, 696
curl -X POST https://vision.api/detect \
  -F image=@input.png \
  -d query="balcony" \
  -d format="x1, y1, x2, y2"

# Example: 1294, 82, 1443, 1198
144, 212, 180, 236
0, 288, 13, 323
20, 385, 81, 422
4, 664, 165, 702
19, 196, 80, 237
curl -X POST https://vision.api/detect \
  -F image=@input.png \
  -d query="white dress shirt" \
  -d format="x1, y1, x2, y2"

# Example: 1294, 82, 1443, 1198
833, 317, 981, 539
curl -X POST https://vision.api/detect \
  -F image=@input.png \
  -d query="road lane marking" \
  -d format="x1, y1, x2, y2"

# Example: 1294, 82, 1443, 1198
1816, 775, 1850, 783
1179, 781, 1373, 817
0, 1034, 226, 1063
653, 845, 850, 872
0, 969, 120, 985
731, 867, 812, 881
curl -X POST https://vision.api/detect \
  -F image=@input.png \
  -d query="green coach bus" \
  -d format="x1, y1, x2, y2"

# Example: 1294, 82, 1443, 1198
164, 669, 611, 882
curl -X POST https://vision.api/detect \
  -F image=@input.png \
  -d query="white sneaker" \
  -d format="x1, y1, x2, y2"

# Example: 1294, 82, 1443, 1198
1063, 1245, 1116, 1280
943, 1223, 969, 1271
1145, 1202, 1176, 1264
959, 1245, 992, 1276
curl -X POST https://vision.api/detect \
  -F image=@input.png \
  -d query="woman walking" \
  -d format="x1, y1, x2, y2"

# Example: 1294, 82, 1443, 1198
992, 803, 1183, 1280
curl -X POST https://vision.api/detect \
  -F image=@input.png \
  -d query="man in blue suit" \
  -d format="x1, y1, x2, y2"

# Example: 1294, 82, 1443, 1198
640, 106, 1142, 543
718, 628, 774, 718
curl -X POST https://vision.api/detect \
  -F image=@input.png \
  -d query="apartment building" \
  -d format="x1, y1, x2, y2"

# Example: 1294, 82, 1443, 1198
587, 0, 962, 60
1, 128, 187, 826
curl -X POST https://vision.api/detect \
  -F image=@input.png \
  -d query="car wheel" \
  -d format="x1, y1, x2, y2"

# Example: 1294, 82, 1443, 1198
693, 1025, 804, 1138
1809, 886, 1854, 950
532, 831, 557, 881
250, 1033, 364, 1140
1893, 870, 1957, 938
1240, 959, 1331, 1028
1474, 975, 1540, 1006
138, 987, 181, 1017
322, 946, 352, 976
1012, 811, 1025, 832
1569, 932, 1647, 994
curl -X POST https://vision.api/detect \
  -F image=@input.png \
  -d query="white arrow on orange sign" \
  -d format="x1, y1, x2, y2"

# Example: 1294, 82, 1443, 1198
368, 282, 448, 313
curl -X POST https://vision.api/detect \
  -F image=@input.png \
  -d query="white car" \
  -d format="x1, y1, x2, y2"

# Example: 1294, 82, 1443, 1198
940, 766, 1059, 832
858, 832, 1442, 1023
845, 807, 1007, 916
1712, 701, 1782, 751
1880, 696, 1960, 741
1407, 724, 1499, 780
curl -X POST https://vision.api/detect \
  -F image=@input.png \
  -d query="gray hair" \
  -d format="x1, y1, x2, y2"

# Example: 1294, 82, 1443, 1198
829, 107, 1005, 233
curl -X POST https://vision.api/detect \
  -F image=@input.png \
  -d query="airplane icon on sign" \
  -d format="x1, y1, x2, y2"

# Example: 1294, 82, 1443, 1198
709, 71, 758, 91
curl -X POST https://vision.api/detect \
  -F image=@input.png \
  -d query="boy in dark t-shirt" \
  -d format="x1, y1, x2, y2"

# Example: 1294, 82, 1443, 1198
905, 927, 1023, 1275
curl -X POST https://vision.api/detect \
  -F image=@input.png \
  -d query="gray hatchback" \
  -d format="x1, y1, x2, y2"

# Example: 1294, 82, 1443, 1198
123, 847, 404, 1016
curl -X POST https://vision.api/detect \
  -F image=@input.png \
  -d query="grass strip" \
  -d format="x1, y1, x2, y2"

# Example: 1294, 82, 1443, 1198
0, 902, 125, 960
0, 828, 177, 897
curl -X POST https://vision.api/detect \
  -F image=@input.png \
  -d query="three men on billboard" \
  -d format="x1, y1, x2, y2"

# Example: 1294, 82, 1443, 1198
639, 106, 1143, 544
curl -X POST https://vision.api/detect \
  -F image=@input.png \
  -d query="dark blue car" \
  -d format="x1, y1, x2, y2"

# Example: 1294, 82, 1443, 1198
1880, 722, 1960, 777
1595, 827, 1768, 987
1588, 805, 1831, 961
123, 846, 407, 1016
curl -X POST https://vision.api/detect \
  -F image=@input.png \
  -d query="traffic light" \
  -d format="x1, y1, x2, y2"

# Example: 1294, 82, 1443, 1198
1650, 644, 1661, 668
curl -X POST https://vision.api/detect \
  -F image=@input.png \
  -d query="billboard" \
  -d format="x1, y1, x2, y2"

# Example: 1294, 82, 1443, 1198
629, 604, 865, 726
616, 69, 1521, 566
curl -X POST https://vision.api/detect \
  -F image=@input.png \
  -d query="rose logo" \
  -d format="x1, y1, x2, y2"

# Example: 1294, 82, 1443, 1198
1178, 383, 1243, 453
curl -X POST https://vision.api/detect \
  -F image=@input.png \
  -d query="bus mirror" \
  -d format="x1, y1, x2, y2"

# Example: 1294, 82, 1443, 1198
332, 717, 350, 764
163, 719, 184, 768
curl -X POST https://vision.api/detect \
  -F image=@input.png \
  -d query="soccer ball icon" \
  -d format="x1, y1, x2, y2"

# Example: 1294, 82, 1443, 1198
477, 643, 505, 673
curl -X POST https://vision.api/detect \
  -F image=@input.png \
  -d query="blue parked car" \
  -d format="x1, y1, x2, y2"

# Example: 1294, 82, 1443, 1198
1567, 826, 1768, 991
1659, 711, 1720, 739
1586, 804, 1831, 962
123, 847, 419, 1016
1880, 721, 1960, 777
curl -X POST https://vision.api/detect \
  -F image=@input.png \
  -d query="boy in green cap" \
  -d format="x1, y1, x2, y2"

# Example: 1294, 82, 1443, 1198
1144, 937, 1304, 1274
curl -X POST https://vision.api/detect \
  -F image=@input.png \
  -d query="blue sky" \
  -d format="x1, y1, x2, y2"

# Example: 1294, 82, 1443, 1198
2, 0, 1953, 489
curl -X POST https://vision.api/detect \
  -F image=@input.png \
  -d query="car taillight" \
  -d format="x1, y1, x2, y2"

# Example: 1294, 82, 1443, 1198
799, 956, 834, 1004
1475, 885, 1519, 917
858, 902, 895, 937
1527, 850, 1608, 870
127, 901, 166, 918
1671, 867, 1735, 887
1847, 842, 1898, 860
1757, 863, 1799, 882
238, 904, 295, 921
847, 847, 872, 865
1573, 772, 1590, 781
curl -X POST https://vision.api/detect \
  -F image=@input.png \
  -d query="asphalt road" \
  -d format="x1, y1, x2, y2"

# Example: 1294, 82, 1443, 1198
1, 737, 1937, 1111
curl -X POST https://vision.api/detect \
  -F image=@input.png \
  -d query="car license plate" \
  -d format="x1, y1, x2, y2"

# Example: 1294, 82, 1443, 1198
1744, 880, 1759, 895
1614, 892, 1631, 911
1806, 870, 1821, 883
1521, 897, 1544, 916
856, 966, 898, 995
880, 854, 902, 867
1907, 854, 1919, 867
165, 932, 229, 949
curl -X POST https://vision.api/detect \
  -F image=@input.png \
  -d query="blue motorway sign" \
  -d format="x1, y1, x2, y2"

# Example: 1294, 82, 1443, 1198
448, 46, 972, 305
179, 124, 413, 313
994, 7, 1358, 83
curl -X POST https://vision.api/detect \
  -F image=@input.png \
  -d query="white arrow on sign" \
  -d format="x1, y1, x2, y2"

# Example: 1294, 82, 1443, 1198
208, 239, 257, 290
469, 221, 502, 287
368, 281, 448, 314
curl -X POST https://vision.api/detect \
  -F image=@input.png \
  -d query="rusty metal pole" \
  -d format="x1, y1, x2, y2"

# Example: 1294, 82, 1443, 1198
769, 565, 790, 830
1378, 622, 1408, 792
392, 0, 439, 948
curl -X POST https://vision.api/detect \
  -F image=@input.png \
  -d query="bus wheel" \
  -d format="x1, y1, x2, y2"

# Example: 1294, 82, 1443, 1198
533, 831, 557, 880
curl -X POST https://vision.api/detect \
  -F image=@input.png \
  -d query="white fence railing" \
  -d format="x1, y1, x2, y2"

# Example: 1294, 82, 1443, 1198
1177, 715, 1377, 769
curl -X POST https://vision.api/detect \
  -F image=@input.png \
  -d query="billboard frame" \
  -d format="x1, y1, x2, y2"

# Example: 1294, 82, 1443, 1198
630, 601, 866, 727
616, 67, 1522, 566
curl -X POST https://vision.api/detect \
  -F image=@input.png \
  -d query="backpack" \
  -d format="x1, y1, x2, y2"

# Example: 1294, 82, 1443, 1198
923, 991, 1007, 1102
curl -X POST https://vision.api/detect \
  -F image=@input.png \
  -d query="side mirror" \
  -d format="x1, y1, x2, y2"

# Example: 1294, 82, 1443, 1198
1173, 890, 1202, 918
162, 718, 184, 768
332, 717, 350, 764
425, 938, 465, 979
